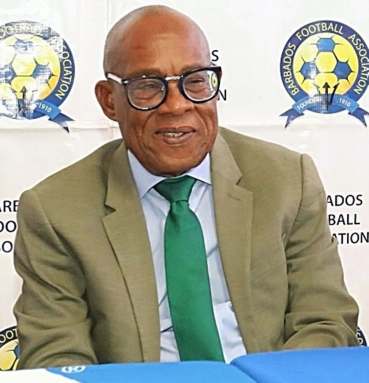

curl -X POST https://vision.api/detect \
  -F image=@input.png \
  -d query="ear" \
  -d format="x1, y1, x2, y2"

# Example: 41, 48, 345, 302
95, 80, 118, 121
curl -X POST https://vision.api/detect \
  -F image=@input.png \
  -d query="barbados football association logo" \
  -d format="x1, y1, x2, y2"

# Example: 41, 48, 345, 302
0, 326, 19, 371
357, 327, 367, 347
0, 21, 75, 130
280, 20, 369, 127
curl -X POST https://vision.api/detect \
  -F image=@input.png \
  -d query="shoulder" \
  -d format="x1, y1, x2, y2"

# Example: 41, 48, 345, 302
218, 128, 323, 198
20, 139, 124, 213
219, 127, 301, 166
218, 127, 304, 185
34, 139, 121, 191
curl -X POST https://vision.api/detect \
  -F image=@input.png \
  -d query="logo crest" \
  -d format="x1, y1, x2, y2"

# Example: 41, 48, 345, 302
0, 21, 75, 130
357, 327, 367, 346
0, 326, 19, 370
280, 20, 369, 127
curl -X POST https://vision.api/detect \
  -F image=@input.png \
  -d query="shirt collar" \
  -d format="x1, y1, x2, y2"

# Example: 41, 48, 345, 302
128, 150, 211, 199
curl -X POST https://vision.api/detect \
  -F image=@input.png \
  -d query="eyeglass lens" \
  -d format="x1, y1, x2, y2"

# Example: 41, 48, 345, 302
183, 69, 219, 100
128, 79, 165, 109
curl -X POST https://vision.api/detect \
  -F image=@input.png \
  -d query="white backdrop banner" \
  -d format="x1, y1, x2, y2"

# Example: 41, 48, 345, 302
0, 0, 368, 370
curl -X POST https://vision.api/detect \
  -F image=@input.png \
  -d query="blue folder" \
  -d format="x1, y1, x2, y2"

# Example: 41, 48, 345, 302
232, 347, 369, 383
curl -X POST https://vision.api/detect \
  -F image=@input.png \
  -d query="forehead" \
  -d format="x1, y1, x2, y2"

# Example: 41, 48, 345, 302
115, 16, 210, 76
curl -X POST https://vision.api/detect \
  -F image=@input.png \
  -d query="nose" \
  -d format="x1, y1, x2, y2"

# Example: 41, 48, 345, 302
158, 80, 194, 115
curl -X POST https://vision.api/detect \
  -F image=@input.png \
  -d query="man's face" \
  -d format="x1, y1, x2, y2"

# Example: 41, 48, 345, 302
108, 19, 219, 176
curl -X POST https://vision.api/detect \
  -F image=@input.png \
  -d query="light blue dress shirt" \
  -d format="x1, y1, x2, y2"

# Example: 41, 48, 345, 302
127, 151, 246, 363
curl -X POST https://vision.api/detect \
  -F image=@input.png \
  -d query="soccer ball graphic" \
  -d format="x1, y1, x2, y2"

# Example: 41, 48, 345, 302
0, 33, 60, 119
0, 339, 19, 370
293, 33, 358, 97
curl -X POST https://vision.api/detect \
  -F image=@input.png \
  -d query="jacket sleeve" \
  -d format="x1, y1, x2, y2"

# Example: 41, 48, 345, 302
282, 154, 359, 348
13, 189, 98, 369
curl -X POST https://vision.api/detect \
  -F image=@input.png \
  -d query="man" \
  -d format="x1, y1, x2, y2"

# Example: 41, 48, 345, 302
14, 5, 358, 369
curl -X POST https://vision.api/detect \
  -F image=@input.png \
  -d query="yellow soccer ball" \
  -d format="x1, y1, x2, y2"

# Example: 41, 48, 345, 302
0, 33, 60, 102
293, 33, 358, 96
0, 339, 19, 371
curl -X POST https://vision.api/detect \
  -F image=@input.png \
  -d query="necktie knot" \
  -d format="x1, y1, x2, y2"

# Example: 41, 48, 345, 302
154, 176, 196, 203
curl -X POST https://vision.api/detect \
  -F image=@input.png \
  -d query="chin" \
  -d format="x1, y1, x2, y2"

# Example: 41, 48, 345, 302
152, 159, 200, 177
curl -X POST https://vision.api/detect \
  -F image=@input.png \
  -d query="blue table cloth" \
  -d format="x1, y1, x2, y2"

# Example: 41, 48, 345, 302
49, 360, 256, 383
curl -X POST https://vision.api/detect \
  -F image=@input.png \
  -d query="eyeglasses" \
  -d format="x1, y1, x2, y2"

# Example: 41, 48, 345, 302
106, 66, 222, 111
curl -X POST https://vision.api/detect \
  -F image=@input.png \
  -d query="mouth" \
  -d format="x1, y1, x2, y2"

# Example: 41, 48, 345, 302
155, 126, 196, 144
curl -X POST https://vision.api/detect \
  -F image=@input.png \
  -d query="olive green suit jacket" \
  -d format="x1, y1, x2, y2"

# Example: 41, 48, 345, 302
14, 128, 358, 369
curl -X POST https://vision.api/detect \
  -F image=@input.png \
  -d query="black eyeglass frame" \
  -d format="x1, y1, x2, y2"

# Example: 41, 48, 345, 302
105, 66, 222, 111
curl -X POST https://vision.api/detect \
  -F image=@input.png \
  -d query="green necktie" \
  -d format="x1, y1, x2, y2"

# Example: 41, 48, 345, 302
155, 176, 224, 361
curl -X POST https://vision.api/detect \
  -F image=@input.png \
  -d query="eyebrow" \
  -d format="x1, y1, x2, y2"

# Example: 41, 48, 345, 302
125, 68, 162, 78
124, 63, 211, 78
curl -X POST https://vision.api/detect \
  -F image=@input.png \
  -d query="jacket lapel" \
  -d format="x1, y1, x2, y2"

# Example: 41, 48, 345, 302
211, 133, 261, 353
102, 142, 160, 361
